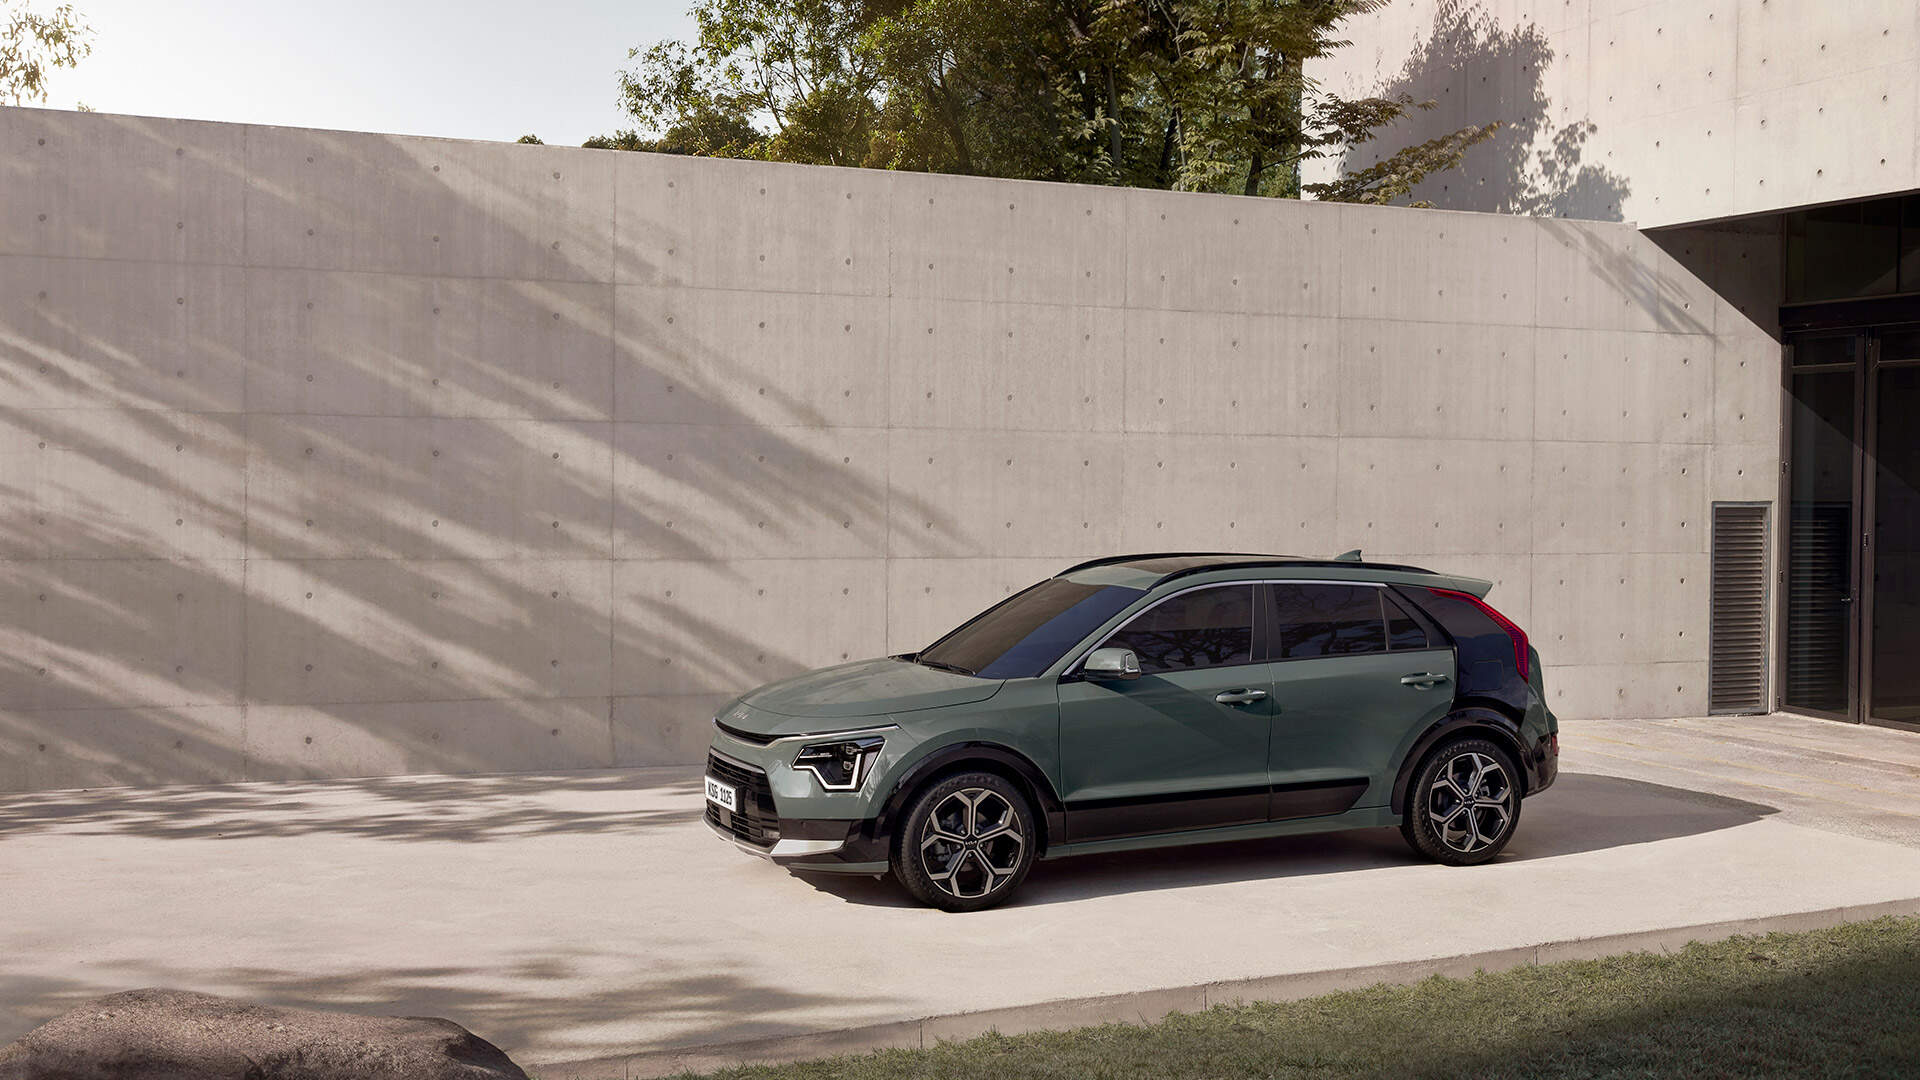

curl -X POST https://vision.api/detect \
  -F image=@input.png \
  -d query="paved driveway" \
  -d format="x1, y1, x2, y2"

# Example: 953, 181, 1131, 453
5, 714, 1920, 1073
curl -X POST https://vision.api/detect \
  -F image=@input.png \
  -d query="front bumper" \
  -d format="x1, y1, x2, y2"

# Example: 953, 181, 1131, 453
703, 814, 890, 874
704, 745, 891, 874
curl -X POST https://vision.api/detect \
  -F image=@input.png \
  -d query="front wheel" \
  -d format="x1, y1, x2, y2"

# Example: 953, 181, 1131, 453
1401, 738, 1522, 866
891, 771, 1036, 912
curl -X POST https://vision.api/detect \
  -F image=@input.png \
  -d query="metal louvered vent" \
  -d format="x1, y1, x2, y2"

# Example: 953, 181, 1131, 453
1710, 502, 1771, 715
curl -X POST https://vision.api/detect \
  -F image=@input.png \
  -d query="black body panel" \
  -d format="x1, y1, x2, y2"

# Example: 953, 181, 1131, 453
1063, 777, 1371, 843
872, 742, 1068, 855
1387, 707, 1555, 814
1269, 778, 1370, 820
1392, 585, 1530, 716
1064, 785, 1270, 843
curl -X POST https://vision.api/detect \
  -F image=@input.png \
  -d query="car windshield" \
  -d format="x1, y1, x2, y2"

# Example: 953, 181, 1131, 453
916, 578, 1145, 679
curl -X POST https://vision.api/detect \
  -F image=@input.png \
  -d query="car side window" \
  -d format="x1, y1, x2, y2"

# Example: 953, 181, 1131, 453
1384, 592, 1431, 651
1271, 583, 1386, 659
1107, 586, 1254, 675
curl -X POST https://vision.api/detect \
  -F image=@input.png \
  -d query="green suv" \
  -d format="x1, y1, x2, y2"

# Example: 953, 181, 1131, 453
704, 553, 1559, 911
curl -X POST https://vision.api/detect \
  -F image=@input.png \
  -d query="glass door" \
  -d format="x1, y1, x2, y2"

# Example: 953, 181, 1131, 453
1784, 335, 1863, 718
1867, 331, 1920, 728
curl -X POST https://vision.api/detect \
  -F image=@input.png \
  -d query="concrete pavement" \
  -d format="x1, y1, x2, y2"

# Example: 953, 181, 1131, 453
5, 713, 1920, 1075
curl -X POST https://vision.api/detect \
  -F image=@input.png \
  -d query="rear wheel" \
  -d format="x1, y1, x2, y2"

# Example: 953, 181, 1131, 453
891, 771, 1035, 912
1401, 738, 1521, 866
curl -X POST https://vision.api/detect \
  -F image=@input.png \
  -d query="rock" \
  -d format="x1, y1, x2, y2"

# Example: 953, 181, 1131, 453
0, 988, 529, 1080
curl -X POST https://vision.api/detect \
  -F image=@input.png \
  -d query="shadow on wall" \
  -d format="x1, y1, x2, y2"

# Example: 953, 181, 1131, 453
2, 104, 1725, 792
0, 109, 961, 791
1345, 0, 1630, 220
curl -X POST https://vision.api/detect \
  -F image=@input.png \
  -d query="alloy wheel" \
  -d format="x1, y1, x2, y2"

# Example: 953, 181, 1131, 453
917, 787, 1026, 900
1426, 751, 1513, 854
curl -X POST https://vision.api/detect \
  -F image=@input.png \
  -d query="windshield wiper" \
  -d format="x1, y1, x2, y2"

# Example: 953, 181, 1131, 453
914, 656, 977, 677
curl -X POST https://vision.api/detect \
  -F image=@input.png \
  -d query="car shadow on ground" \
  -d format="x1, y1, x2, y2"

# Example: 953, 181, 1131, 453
796, 772, 1779, 908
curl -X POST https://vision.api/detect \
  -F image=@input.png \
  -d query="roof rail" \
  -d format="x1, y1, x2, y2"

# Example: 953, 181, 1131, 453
1056, 552, 1439, 583
1157, 558, 1438, 584
1054, 552, 1279, 575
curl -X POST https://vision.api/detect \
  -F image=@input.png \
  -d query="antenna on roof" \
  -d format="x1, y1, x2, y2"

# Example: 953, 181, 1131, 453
1332, 549, 1364, 562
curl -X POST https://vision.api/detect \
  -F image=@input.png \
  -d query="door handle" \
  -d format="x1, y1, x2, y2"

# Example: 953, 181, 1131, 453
1214, 689, 1268, 705
1400, 672, 1450, 689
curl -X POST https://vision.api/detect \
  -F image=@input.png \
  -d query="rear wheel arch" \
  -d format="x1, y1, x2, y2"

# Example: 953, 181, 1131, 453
1390, 708, 1528, 815
876, 742, 1064, 855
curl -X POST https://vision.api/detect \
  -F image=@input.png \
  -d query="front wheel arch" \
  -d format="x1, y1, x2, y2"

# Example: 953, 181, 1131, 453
1390, 708, 1528, 816
874, 742, 1064, 857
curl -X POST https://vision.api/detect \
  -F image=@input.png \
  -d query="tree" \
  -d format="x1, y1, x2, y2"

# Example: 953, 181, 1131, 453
1094, 0, 1497, 198
1301, 115, 1498, 207
1, 0, 91, 106
616, 0, 881, 166
860, 0, 1110, 182
583, 130, 649, 151
516, 133, 545, 144
608, 0, 1495, 205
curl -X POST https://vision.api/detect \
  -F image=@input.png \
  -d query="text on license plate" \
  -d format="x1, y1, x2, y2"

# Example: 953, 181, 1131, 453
704, 775, 738, 812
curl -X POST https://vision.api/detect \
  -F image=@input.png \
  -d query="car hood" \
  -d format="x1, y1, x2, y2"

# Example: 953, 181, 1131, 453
737, 657, 1003, 722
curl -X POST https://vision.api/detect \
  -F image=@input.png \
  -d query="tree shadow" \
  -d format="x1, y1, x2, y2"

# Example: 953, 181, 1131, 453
1334, 0, 1631, 220
0, 953, 900, 1070
0, 767, 703, 842
798, 773, 1777, 908
0, 108, 967, 794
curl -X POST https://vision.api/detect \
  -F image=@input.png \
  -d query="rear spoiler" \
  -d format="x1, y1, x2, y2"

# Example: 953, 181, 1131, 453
1334, 551, 1491, 599
1417, 573, 1493, 599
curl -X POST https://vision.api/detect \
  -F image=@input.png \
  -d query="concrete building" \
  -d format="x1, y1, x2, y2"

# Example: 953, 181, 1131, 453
0, 18, 1843, 790
1313, 0, 1920, 733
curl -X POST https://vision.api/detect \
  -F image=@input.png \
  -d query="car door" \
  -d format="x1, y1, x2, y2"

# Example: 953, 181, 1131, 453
1056, 584, 1273, 843
1263, 582, 1456, 817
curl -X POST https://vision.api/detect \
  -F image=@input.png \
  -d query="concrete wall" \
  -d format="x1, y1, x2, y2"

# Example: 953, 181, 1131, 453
0, 106, 1779, 792
1309, 0, 1920, 228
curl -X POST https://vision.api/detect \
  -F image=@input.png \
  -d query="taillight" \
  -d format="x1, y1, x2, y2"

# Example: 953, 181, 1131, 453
1433, 589, 1530, 682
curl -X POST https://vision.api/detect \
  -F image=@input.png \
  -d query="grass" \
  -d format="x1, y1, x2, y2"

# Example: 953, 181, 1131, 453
649, 916, 1920, 1080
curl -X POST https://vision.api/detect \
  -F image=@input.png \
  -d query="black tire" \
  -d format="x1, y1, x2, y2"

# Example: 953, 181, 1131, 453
1400, 737, 1523, 866
890, 771, 1036, 912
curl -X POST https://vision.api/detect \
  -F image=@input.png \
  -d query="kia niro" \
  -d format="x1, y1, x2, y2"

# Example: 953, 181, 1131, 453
703, 552, 1558, 911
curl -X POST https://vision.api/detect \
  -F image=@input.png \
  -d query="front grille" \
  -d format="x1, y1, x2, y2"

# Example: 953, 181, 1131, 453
706, 751, 779, 848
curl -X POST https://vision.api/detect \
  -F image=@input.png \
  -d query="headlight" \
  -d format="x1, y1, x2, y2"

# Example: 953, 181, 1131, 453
792, 735, 885, 791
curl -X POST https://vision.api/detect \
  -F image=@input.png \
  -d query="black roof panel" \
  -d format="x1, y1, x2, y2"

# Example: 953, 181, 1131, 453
1059, 552, 1301, 575
1059, 552, 1436, 581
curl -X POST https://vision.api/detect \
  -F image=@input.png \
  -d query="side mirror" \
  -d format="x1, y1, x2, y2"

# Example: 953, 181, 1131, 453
1082, 647, 1141, 681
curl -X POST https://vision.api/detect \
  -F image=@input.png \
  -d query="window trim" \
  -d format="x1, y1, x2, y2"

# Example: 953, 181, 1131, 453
1075, 576, 1443, 676
1381, 589, 1435, 653
1063, 581, 1265, 678
1262, 580, 1398, 664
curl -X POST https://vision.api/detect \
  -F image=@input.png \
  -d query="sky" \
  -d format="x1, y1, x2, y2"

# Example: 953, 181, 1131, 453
37, 0, 696, 147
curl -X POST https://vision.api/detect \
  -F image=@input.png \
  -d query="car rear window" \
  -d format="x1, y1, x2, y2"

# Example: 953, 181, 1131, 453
1384, 592, 1431, 650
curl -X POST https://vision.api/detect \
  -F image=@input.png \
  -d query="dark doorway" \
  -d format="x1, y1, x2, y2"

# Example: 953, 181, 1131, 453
1783, 326, 1920, 730
1871, 332, 1920, 724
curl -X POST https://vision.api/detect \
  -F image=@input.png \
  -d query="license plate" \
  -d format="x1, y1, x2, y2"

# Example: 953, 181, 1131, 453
704, 775, 738, 813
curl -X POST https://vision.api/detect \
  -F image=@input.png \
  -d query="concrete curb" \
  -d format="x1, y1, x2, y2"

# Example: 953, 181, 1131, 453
533, 896, 1920, 1079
